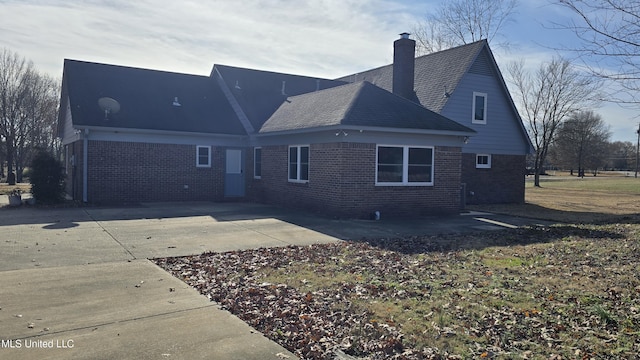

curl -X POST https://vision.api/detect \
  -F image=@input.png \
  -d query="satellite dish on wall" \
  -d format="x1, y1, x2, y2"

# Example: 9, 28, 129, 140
98, 97, 120, 120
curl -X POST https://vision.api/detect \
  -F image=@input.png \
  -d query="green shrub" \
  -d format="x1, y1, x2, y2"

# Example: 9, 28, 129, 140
21, 167, 31, 180
29, 150, 65, 204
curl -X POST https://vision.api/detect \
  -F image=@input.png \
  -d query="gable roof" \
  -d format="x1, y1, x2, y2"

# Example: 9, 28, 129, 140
338, 40, 533, 152
213, 65, 347, 133
336, 40, 487, 113
60, 60, 246, 135
260, 81, 475, 135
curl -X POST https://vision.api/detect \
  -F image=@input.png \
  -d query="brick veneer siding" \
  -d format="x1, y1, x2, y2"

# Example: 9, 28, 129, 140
86, 141, 225, 204
258, 142, 462, 218
461, 153, 526, 205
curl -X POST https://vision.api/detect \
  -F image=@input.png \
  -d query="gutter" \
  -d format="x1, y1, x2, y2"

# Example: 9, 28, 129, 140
257, 124, 476, 138
72, 125, 247, 139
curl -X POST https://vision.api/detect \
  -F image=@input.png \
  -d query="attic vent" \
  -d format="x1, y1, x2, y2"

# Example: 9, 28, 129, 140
173, 97, 182, 107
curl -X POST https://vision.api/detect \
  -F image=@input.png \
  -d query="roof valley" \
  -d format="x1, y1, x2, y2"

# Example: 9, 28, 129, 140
213, 66, 255, 134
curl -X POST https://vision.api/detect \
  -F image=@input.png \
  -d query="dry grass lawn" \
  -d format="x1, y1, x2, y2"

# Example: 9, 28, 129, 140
470, 173, 640, 223
0, 183, 31, 195
157, 173, 640, 359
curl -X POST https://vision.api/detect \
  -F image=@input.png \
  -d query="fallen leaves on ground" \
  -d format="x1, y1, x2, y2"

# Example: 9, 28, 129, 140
154, 223, 640, 359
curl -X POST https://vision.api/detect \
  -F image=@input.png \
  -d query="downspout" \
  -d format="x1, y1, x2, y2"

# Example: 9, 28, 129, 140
83, 128, 89, 203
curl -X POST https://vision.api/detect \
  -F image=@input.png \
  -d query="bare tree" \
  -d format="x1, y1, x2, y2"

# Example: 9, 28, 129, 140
0, 48, 59, 184
553, 0, 640, 105
553, 110, 610, 176
508, 57, 601, 186
413, 0, 518, 55
0, 49, 30, 183
16, 72, 60, 182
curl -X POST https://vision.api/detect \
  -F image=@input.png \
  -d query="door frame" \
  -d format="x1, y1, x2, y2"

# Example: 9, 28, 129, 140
224, 148, 245, 197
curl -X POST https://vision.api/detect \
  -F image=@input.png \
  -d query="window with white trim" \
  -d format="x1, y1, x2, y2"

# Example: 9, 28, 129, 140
196, 146, 211, 167
476, 154, 491, 169
254, 147, 262, 179
472, 92, 487, 124
376, 145, 433, 186
288, 145, 309, 182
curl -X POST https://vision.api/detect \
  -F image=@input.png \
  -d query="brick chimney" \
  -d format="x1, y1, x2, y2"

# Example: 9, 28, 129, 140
392, 32, 416, 100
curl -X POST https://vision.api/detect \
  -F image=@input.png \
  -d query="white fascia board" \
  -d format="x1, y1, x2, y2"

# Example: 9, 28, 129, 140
257, 124, 476, 138
75, 125, 247, 145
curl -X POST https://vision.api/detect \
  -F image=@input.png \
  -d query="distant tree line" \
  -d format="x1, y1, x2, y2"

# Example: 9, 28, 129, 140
535, 139, 637, 176
0, 48, 60, 184
546, 110, 628, 176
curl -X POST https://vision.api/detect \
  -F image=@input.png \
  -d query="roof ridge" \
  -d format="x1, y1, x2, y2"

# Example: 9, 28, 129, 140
415, 39, 487, 61
335, 39, 488, 81
213, 63, 336, 81
340, 81, 369, 123
64, 59, 210, 78
271, 80, 365, 102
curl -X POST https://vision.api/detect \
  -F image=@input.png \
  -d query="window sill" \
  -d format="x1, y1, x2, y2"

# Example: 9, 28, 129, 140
375, 182, 433, 187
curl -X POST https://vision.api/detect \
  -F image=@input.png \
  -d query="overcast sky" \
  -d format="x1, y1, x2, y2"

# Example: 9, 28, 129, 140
0, 0, 636, 142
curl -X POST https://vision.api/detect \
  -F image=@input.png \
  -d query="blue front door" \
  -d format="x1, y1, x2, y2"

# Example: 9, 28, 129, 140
224, 149, 245, 197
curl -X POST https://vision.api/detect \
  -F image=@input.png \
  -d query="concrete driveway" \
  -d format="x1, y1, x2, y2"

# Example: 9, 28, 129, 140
0, 202, 343, 271
0, 201, 551, 359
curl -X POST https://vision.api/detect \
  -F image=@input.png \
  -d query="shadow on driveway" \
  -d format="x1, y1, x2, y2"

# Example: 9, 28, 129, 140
1, 201, 555, 241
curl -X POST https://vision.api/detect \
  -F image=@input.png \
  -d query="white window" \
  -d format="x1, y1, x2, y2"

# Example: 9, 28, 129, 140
376, 145, 434, 186
288, 145, 309, 182
472, 92, 487, 124
196, 146, 211, 167
476, 154, 491, 169
254, 147, 262, 179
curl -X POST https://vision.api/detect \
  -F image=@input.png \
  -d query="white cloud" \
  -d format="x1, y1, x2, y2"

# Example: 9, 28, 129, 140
0, 0, 422, 77
0, 0, 636, 141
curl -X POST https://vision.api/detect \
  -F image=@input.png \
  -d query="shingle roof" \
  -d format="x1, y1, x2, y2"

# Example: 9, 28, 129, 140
213, 65, 347, 133
60, 41, 491, 138
336, 40, 487, 113
260, 81, 475, 134
62, 60, 246, 135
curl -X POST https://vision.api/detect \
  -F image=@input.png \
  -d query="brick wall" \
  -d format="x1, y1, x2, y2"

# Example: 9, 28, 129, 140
86, 141, 225, 204
461, 153, 525, 204
82, 140, 467, 215
258, 142, 462, 218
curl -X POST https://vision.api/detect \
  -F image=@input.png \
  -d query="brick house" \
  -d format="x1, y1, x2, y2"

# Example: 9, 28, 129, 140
57, 34, 530, 218
336, 37, 533, 205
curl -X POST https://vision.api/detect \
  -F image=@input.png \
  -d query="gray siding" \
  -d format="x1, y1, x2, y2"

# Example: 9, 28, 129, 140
441, 71, 530, 155
61, 99, 81, 145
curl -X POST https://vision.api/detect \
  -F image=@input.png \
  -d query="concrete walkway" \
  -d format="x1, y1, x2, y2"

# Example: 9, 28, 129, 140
0, 201, 552, 359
